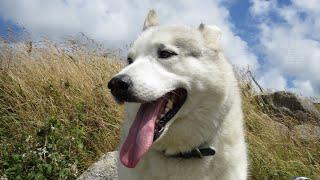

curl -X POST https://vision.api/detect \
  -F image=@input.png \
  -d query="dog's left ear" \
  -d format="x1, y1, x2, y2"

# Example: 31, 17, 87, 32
198, 23, 222, 50
143, 9, 159, 31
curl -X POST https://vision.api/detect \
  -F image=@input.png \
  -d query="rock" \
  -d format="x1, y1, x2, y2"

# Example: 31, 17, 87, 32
256, 91, 320, 123
294, 110, 308, 122
291, 124, 320, 141
78, 151, 118, 180
292, 177, 310, 180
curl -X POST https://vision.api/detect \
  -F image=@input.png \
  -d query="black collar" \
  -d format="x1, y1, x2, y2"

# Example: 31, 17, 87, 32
169, 145, 216, 159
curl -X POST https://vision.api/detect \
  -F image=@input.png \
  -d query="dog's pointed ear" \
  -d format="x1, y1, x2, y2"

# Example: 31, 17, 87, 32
198, 23, 222, 49
143, 9, 159, 31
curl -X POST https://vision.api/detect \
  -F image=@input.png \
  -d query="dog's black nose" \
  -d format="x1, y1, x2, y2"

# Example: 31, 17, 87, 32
108, 74, 132, 93
108, 74, 140, 103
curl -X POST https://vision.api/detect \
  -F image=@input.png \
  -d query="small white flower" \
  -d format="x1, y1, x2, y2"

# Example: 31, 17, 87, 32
25, 135, 32, 142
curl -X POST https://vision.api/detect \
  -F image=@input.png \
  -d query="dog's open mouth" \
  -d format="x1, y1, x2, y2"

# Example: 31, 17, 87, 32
153, 88, 187, 141
120, 88, 187, 168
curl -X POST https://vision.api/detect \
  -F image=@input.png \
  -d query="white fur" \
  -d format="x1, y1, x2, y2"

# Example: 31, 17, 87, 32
114, 12, 247, 180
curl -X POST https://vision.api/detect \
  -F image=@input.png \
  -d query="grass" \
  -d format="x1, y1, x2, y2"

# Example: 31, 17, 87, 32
0, 38, 319, 179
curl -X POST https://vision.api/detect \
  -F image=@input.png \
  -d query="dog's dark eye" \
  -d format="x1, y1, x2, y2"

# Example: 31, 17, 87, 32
127, 57, 133, 64
158, 49, 177, 59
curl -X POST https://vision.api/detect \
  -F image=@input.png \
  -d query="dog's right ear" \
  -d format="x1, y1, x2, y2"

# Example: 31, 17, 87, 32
143, 9, 159, 31
198, 23, 222, 50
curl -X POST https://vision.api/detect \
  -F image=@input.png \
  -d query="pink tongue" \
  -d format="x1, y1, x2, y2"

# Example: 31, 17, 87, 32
120, 99, 165, 168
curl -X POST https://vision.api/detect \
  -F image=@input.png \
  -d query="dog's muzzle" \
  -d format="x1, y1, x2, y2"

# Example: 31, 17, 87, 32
108, 74, 137, 102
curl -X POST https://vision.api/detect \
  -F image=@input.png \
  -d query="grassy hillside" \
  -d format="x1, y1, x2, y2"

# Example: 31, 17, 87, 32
0, 39, 319, 179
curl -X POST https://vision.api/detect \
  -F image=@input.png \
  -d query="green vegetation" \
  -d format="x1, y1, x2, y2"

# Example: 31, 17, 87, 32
0, 39, 319, 179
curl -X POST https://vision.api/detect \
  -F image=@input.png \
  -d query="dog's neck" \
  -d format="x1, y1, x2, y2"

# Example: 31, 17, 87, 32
161, 143, 216, 159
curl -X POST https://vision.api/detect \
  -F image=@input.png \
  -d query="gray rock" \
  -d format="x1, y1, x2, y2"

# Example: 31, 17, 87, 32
292, 124, 320, 141
292, 177, 310, 180
78, 151, 118, 180
256, 91, 320, 123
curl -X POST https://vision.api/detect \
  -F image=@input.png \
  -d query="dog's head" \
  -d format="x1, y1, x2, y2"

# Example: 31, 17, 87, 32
108, 10, 234, 168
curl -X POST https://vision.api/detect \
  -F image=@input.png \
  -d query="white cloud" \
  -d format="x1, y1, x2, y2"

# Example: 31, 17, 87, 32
0, 0, 258, 70
292, 0, 320, 13
290, 80, 316, 97
258, 69, 287, 91
0, 0, 143, 45
250, 0, 320, 97
250, 0, 275, 16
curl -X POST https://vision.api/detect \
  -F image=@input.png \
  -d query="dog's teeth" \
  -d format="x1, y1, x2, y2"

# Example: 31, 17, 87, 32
165, 100, 173, 113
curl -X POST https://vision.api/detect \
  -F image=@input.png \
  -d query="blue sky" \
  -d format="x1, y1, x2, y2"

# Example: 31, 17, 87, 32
0, 0, 319, 97
0, 16, 21, 38
227, 0, 290, 44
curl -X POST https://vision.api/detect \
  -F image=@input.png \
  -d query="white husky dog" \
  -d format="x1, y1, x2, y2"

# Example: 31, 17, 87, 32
107, 10, 247, 180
